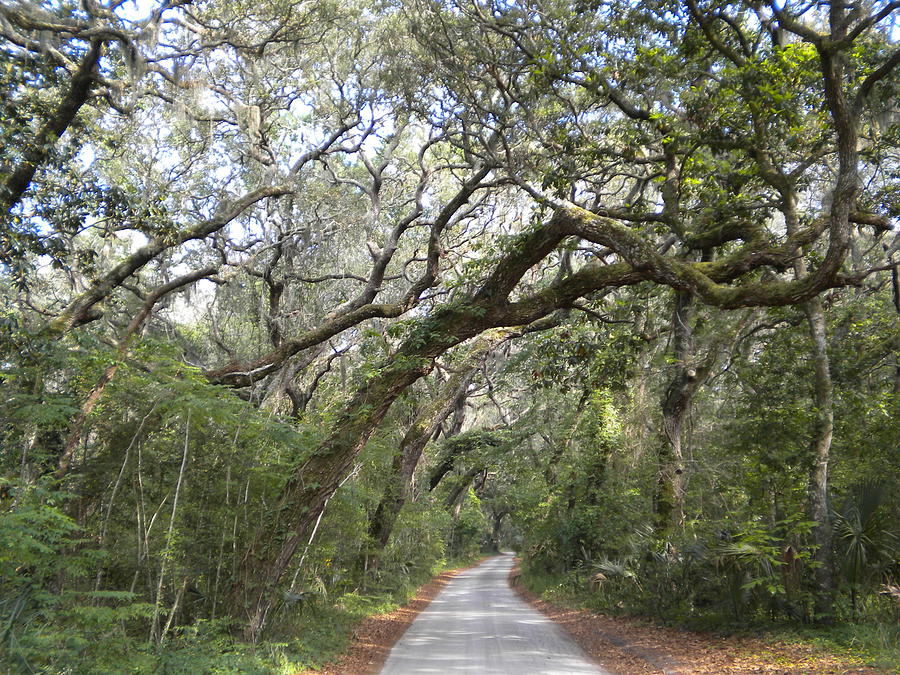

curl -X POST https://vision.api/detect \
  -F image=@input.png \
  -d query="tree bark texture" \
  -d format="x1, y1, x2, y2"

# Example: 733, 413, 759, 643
655, 291, 695, 536
803, 297, 835, 620
654, 295, 753, 539
242, 310, 502, 639
783, 184, 837, 619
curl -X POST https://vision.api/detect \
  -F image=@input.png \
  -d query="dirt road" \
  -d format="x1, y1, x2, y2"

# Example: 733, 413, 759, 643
380, 554, 608, 674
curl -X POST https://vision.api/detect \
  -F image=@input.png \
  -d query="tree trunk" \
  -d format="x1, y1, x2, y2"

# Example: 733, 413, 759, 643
654, 293, 751, 539
444, 468, 482, 511
804, 296, 835, 621
654, 291, 695, 537
242, 309, 506, 640
892, 263, 900, 396
2, 41, 102, 215
489, 510, 507, 553
366, 372, 470, 563
783, 188, 836, 620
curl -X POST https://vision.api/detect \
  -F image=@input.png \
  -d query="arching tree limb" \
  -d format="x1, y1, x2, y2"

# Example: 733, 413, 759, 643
1, 40, 102, 215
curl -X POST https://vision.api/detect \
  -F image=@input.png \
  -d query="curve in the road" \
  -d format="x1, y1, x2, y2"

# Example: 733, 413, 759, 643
380, 554, 610, 674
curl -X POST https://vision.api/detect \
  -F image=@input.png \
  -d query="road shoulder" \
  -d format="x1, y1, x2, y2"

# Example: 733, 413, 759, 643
509, 561, 888, 674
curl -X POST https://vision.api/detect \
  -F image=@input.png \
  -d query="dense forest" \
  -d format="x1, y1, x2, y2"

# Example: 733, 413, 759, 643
1, 0, 898, 671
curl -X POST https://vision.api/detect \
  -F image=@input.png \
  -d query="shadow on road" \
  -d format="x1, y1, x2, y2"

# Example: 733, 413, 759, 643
380, 555, 607, 674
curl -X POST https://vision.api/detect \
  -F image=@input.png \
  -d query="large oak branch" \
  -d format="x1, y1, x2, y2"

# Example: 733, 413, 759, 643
1, 40, 102, 215
242, 192, 866, 637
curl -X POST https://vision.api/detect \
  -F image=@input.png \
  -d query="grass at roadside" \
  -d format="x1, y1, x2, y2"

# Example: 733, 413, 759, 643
757, 621, 900, 672
295, 555, 490, 674
30, 557, 484, 675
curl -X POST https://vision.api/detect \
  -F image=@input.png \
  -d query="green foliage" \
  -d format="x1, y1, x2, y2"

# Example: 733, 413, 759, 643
833, 481, 899, 614
0, 479, 154, 673
380, 497, 454, 583
448, 490, 489, 560
0, 480, 80, 580
1, 0, 898, 668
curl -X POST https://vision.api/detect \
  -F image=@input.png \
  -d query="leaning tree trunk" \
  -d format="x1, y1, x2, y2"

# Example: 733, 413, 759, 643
368, 332, 507, 541
241, 344, 443, 640
2, 41, 102, 215
242, 308, 562, 639
365, 372, 470, 568
241, 312, 510, 640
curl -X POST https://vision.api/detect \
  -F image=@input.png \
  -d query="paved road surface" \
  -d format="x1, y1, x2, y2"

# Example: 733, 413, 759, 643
381, 554, 609, 674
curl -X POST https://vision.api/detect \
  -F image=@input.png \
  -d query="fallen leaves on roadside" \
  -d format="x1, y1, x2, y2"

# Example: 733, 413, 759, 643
511, 563, 888, 674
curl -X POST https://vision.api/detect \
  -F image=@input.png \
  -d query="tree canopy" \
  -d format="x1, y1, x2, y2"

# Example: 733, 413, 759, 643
1, 0, 898, 669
